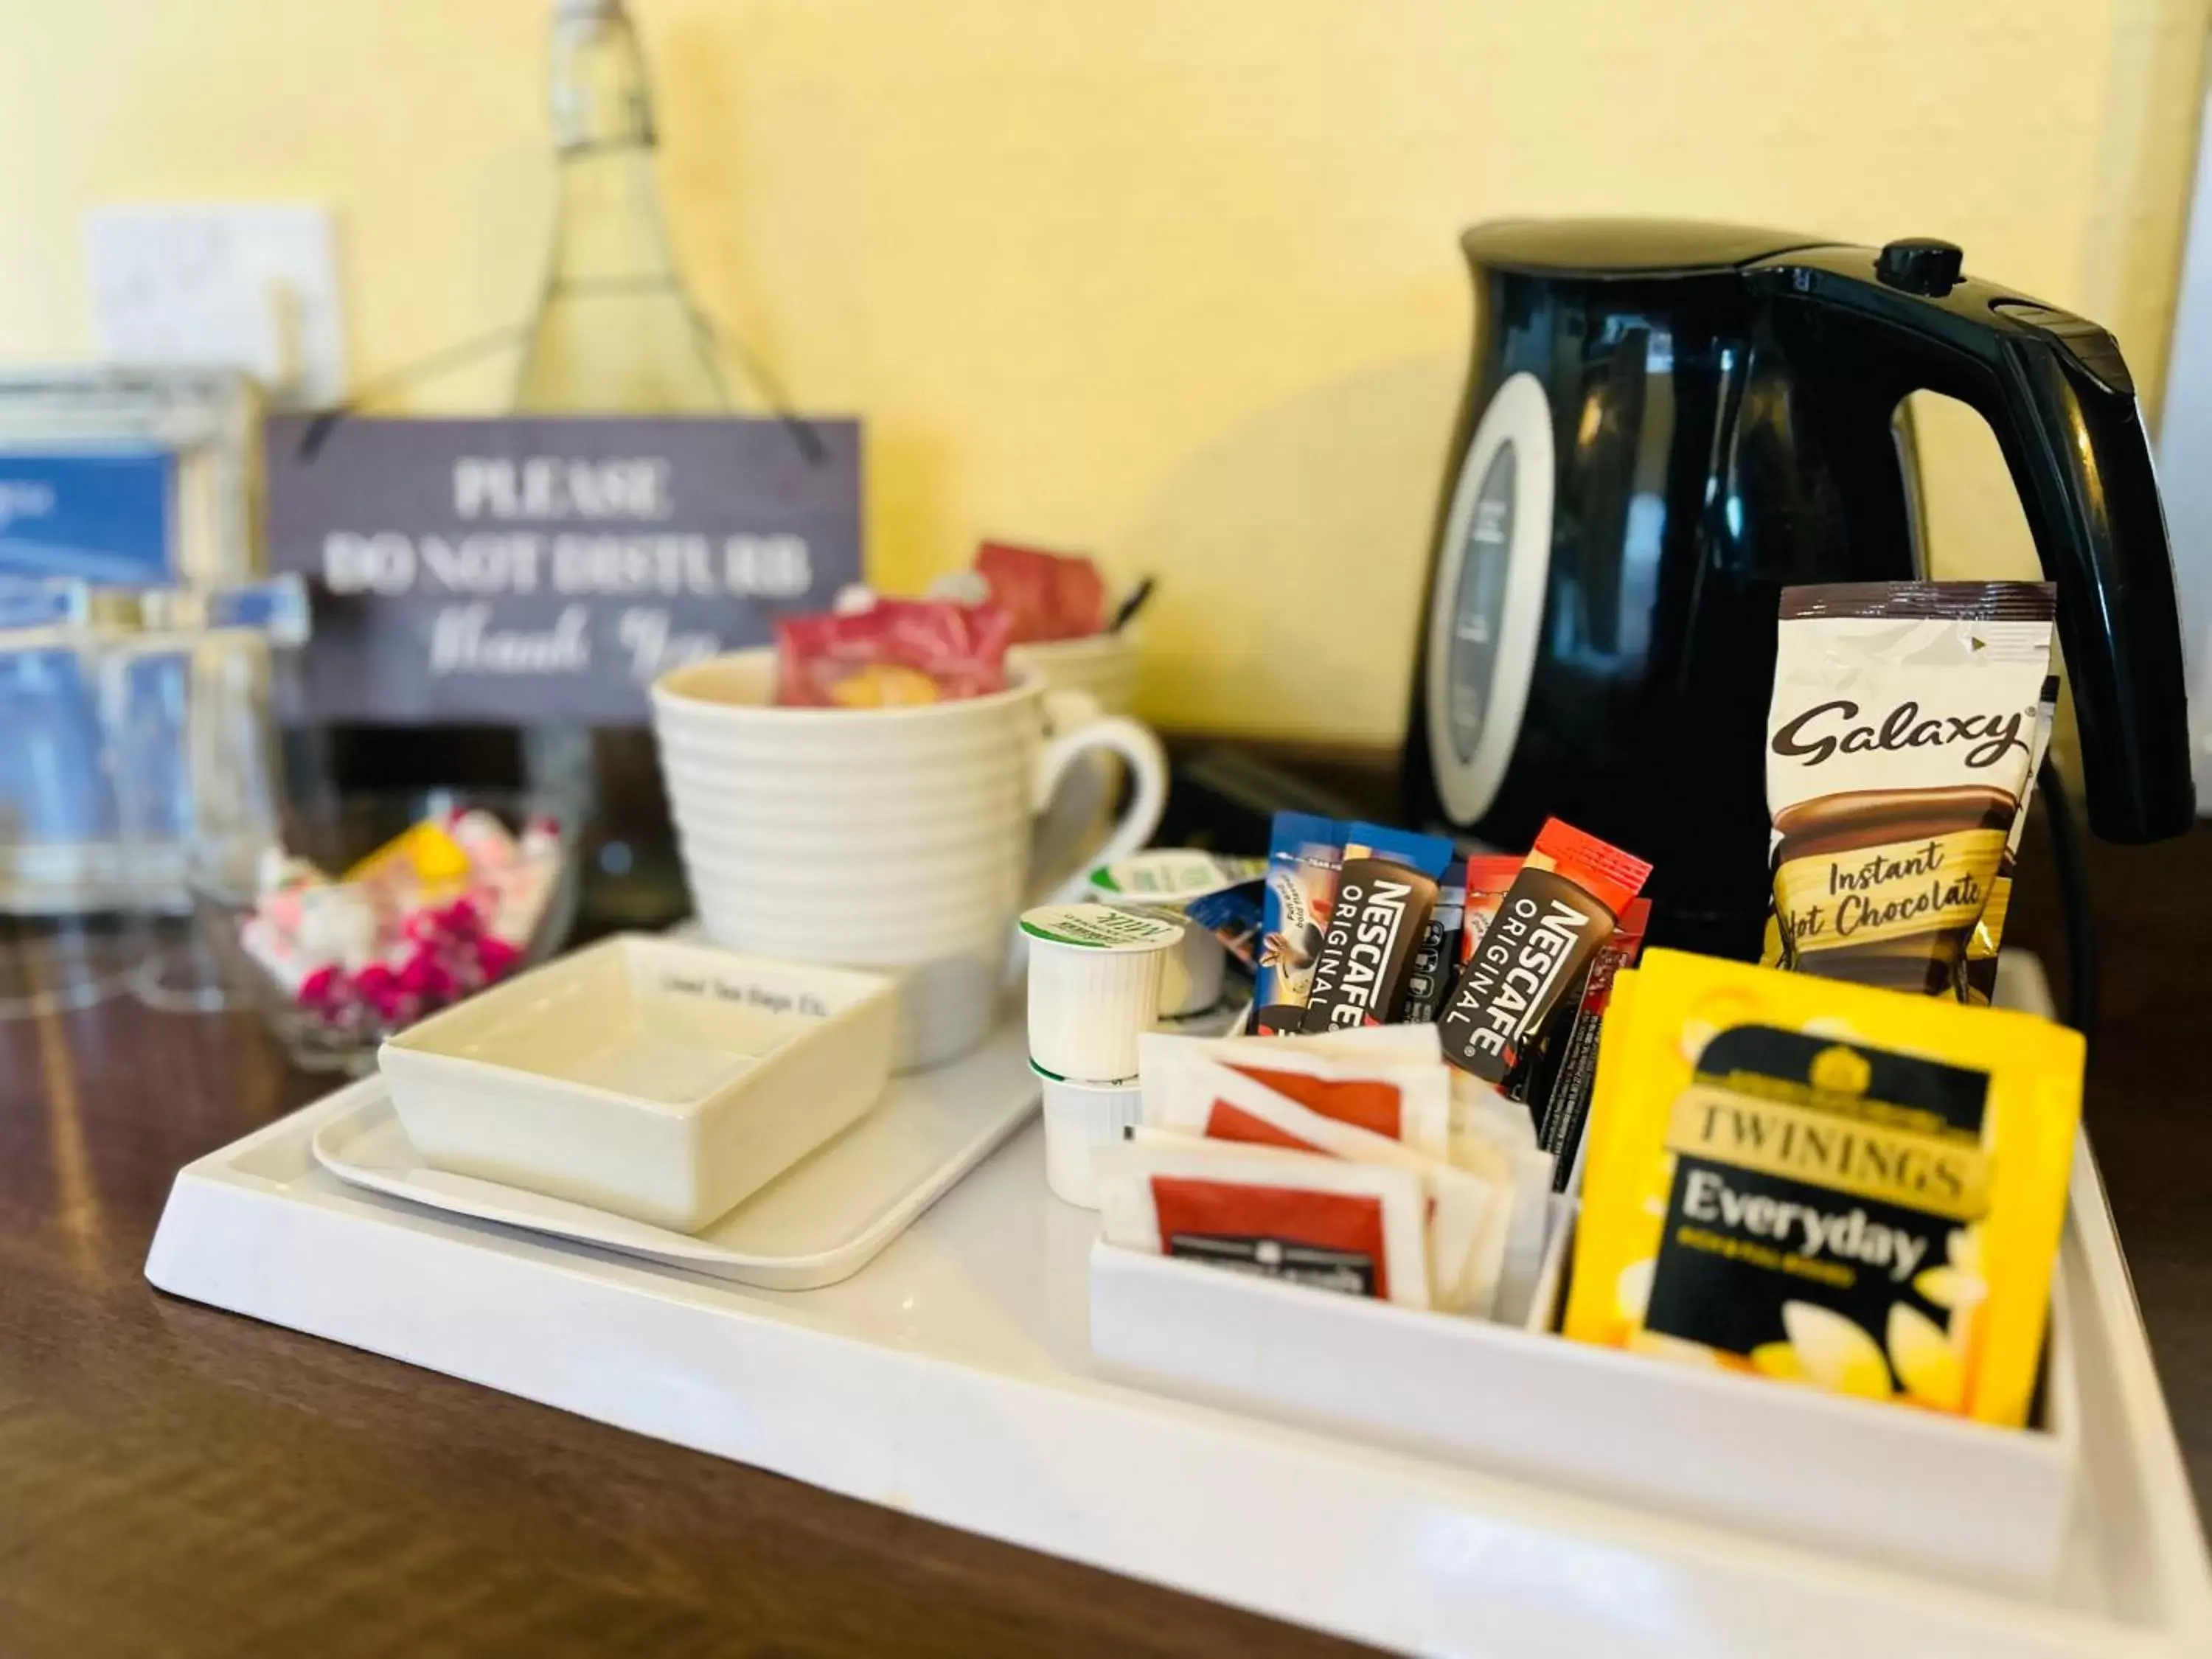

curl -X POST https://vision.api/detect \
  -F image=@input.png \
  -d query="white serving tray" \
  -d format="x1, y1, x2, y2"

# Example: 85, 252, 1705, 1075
145, 975, 2212, 1657
317, 1011, 1036, 1290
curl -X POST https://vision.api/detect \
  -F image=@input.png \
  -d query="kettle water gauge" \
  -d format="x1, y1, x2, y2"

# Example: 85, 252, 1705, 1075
1424, 370, 1554, 826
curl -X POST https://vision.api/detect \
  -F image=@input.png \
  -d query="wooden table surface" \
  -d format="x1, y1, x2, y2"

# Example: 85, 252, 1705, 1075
2, 816, 2207, 1658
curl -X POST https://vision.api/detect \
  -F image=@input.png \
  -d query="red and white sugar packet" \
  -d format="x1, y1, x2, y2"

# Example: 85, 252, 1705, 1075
1093, 1138, 1433, 1309
1138, 1028, 1451, 1159
1141, 1050, 1501, 1315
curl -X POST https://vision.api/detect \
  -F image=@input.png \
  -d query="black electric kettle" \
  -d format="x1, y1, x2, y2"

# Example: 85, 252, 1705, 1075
1402, 218, 2195, 958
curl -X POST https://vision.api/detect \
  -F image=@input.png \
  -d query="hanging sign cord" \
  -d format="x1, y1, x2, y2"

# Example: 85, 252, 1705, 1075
292, 305, 827, 468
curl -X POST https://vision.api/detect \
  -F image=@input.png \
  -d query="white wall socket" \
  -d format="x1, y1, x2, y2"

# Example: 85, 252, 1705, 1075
84, 203, 348, 408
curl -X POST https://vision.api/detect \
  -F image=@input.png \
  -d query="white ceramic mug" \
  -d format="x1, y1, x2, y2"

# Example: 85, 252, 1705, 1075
1008, 630, 1141, 714
651, 649, 1168, 1070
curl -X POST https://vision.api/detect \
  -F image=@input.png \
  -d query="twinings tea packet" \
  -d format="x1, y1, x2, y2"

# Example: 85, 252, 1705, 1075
1563, 950, 2082, 1428
1765, 582, 2056, 998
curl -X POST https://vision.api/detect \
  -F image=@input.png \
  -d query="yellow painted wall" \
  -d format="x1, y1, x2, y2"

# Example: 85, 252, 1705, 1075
0, 0, 2205, 742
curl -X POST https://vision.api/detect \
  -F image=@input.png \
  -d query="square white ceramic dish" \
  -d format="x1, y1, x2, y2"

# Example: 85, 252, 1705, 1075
378, 933, 897, 1231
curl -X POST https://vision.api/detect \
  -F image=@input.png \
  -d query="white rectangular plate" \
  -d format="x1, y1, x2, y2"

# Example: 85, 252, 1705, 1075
319, 1009, 1035, 1290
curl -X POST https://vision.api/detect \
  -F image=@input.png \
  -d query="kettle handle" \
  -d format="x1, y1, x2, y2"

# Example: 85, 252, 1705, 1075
1750, 244, 2196, 842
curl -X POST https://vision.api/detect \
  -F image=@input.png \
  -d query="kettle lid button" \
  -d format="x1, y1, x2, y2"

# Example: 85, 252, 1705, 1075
1876, 237, 1965, 296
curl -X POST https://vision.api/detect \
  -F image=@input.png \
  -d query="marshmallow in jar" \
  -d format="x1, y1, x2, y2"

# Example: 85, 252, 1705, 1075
1020, 902, 1183, 1082
1085, 849, 1256, 1017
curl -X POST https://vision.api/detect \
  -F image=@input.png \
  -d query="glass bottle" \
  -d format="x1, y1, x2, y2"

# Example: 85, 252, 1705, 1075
512, 0, 728, 928
514, 0, 728, 413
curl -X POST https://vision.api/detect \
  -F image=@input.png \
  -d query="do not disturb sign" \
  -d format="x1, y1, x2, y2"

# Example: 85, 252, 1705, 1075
265, 414, 862, 723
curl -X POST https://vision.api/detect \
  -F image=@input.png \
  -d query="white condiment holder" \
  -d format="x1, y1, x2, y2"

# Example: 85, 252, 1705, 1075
1089, 1199, 2079, 1595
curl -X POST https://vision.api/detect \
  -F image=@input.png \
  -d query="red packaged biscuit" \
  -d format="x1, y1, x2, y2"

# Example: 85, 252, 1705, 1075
975, 541, 1107, 644
775, 599, 1013, 706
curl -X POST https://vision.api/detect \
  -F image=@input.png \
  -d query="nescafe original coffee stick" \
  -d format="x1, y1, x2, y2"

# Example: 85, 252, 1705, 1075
1298, 823, 1453, 1034
1253, 813, 1348, 1034
1437, 818, 1652, 1094
1396, 856, 1467, 1025
1534, 897, 1651, 1190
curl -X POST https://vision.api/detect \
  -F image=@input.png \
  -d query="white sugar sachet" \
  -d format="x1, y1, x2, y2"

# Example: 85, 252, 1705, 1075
1147, 1053, 1500, 1315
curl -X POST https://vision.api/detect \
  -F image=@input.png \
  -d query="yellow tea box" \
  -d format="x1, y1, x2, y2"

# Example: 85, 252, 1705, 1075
1563, 949, 2081, 1428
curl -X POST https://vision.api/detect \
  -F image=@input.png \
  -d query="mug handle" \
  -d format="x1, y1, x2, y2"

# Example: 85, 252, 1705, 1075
1026, 689, 1169, 906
